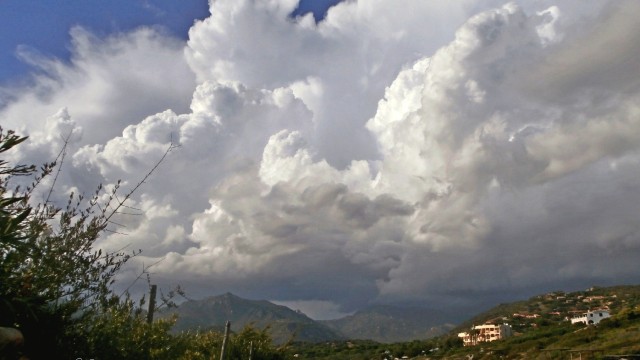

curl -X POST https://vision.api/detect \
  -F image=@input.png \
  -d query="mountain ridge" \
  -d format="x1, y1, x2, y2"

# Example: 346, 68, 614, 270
161, 284, 640, 357
160, 292, 343, 344
161, 292, 454, 343
322, 304, 456, 343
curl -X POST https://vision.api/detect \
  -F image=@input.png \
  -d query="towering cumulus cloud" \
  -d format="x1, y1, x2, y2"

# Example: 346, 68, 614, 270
2, 0, 640, 317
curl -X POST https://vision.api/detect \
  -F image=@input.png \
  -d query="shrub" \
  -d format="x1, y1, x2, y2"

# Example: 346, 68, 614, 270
0, 127, 289, 359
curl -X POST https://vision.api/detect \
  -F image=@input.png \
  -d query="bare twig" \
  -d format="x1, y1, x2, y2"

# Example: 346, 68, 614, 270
118, 257, 166, 298
106, 220, 127, 228
114, 211, 143, 216
103, 229, 128, 236
44, 131, 73, 205
103, 142, 177, 227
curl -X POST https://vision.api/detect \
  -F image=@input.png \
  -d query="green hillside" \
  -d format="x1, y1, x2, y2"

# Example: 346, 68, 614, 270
442, 285, 640, 359
457, 285, 640, 333
287, 285, 640, 360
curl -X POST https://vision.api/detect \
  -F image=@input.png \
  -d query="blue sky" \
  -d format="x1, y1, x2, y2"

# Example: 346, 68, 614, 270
0, 0, 341, 84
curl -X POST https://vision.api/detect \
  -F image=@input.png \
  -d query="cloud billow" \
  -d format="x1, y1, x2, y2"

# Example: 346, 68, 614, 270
2, 0, 640, 318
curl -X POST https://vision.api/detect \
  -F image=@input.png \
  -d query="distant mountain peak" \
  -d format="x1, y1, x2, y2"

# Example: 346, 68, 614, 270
162, 293, 343, 344
206, 292, 239, 300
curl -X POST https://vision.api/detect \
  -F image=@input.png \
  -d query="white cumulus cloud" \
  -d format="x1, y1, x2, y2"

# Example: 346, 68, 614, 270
3, 0, 640, 318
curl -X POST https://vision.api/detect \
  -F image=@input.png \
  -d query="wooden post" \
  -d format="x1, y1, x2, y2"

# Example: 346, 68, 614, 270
220, 320, 231, 360
147, 284, 157, 324
249, 340, 253, 360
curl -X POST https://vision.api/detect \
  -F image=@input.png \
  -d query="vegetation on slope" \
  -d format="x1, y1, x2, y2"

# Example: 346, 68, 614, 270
287, 286, 640, 359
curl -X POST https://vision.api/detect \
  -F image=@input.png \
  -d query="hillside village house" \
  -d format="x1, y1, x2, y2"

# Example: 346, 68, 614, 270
570, 310, 611, 325
458, 323, 513, 347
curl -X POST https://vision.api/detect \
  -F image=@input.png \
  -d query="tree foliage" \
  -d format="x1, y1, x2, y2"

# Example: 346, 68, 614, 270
0, 127, 286, 359
0, 127, 141, 358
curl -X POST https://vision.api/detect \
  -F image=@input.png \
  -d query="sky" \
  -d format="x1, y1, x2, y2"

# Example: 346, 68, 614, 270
2, 0, 640, 321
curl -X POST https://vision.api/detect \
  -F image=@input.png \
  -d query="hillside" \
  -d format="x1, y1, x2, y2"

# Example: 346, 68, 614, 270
160, 285, 640, 358
162, 293, 458, 344
456, 285, 640, 333
440, 285, 640, 359
160, 292, 343, 344
287, 284, 640, 359
322, 305, 456, 343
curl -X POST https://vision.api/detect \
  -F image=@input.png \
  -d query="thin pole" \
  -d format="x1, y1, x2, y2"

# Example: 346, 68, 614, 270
220, 320, 231, 360
147, 284, 157, 324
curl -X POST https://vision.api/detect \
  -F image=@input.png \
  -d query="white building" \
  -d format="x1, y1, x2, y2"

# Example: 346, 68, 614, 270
570, 310, 610, 325
458, 323, 513, 346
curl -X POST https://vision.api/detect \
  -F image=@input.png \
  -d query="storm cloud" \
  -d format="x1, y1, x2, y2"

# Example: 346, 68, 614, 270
2, 0, 640, 318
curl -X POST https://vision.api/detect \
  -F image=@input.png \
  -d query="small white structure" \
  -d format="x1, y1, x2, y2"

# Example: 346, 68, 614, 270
570, 310, 610, 325
458, 323, 513, 346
